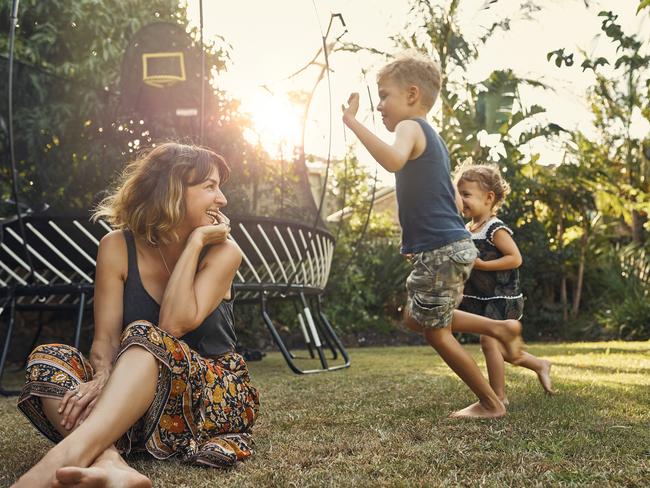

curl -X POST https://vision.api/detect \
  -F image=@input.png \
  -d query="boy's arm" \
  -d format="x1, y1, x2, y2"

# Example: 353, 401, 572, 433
342, 93, 420, 173
474, 229, 523, 271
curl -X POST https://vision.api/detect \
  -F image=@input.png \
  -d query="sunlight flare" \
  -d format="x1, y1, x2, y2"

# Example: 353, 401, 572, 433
243, 92, 303, 158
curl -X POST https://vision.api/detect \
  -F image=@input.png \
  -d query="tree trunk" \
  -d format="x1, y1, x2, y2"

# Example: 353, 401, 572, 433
557, 214, 568, 323
571, 227, 589, 318
560, 276, 569, 323
631, 209, 645, 245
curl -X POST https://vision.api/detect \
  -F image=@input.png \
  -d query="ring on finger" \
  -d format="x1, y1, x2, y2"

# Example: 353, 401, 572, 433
74, 391, 84, 399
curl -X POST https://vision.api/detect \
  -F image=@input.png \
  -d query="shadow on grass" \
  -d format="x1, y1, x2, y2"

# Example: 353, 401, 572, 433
527, 344, 650, 357
548, 361, 649, 376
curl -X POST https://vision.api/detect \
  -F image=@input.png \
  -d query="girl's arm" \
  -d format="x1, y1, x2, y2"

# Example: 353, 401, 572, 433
474, 228, 523, 271
158, 225, 242, 337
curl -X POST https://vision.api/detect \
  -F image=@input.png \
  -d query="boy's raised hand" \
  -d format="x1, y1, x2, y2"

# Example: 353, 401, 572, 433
342, 92, 360, 122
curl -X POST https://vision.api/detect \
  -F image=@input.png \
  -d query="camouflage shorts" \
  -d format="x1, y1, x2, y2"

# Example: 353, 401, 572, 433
405, 238, 477, 329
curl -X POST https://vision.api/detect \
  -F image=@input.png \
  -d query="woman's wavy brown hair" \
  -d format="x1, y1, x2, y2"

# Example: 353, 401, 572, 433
92, 142, 230, 245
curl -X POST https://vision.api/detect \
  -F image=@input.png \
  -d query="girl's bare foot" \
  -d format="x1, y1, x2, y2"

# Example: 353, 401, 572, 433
450, 400, 506, 419
536, 359, 556, 394
53, 461, 151, 488
497, 320, 524, 364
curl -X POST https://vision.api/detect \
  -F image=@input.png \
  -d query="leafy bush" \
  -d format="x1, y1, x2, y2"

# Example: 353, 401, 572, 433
595, 245, 650, 340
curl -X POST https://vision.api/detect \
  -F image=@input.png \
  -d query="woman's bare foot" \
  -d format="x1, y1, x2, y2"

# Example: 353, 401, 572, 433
51, 446, 150, 488
53, 462, 151, 488
496, 320, 524, 364
450, 400, 506, 419
536, 359, 556, 394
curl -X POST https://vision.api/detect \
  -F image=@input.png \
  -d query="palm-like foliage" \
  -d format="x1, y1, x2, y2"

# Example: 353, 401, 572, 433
549, 10, 650, 244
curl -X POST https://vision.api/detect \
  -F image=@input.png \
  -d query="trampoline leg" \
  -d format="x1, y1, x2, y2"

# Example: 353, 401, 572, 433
298, 313, 315, 358
0, 294, 19, 396
299, 293, 328, 370
309, 296, 338, 360
260, 293, 304, 375
21, 315, 44, 370
73, 291, 86, 349
316, 295, 350, 367
292, 299, 315, 359
258, 291, 349, 374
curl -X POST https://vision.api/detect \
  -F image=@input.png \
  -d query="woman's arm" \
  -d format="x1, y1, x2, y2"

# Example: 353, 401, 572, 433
158, 227, 242, 337
59, 230, 126, 429
473, 228, 523, 271
89, 231, 127, 378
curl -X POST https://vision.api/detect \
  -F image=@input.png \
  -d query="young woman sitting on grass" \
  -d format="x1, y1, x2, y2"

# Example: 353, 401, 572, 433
13, 143, 259, 488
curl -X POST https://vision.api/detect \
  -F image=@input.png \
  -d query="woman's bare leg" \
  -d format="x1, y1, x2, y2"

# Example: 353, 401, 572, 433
40, 400, 152, 487
13, 346, 158, 488
41, 398, 76, 438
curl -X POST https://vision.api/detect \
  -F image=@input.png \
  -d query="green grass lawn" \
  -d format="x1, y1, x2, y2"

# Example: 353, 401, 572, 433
1, 341, 649, 487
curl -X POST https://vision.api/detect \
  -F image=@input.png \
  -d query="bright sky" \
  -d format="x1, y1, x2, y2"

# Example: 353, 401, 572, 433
188, 0, 649, 185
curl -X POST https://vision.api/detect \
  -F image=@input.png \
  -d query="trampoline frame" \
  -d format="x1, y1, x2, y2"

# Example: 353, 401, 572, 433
0, 214, 350, 395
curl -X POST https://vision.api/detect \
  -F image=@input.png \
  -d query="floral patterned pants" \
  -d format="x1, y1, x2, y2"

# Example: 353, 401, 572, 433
18, 320, 260, 467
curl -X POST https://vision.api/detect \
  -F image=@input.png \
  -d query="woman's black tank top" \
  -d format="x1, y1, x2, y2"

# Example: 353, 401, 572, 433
121, 230, 237, 357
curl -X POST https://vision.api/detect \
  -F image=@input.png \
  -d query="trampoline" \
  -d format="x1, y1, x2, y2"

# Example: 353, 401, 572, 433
1, 12, 350, 395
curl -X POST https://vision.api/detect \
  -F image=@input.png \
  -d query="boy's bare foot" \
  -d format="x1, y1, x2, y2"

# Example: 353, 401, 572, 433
497, 320, 524, 364
450, 400, 506, 419
53, 461, 151, 488
536, 359, 556, 394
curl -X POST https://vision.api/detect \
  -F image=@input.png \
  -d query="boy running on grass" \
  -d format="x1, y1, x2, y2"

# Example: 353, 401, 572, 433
342, 51, 524, 419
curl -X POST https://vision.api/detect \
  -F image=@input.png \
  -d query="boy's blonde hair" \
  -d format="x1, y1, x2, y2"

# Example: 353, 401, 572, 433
457, 163, 511, 213
377, 51, 442, 111
93, 142, 230, 246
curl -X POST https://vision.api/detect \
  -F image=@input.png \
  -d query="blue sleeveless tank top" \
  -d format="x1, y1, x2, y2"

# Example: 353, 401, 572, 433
394, 118, 469, 254
121, 230, 237, 357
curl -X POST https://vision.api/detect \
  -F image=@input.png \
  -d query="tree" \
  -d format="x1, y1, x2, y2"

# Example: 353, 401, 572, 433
0, 0, 253, 215
548, 10, 650, 244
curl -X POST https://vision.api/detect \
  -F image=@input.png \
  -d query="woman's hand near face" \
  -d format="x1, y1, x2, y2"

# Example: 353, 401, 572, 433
190, 211, 231, 247
215, 210, 229, 227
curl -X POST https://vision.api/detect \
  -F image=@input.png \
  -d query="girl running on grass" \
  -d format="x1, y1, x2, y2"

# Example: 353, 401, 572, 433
456, 163, 555, 406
